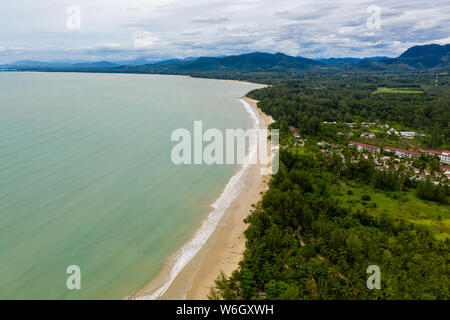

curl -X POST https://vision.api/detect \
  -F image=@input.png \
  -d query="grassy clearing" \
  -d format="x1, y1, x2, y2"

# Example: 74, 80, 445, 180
330, 181, 450, 240
372, 87, 424, 94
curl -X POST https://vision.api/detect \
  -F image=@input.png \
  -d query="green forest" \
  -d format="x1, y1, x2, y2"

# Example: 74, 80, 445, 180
209, 72, 450, 300
209, 147, 449, 300
247, 77, 449, 148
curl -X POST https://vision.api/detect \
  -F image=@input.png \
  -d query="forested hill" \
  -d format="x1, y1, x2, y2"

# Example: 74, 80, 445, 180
4, 44, 449, 82
360, 44, 450, 70
113, 52, 323, 75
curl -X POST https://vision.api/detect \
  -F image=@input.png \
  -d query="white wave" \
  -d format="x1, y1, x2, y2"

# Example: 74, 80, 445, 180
138, 98, 260, 300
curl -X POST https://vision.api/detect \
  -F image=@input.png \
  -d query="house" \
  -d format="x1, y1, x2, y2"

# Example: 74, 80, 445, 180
424, 169, 430, 176
399, 132, 416, 139
387, 128, 399, 136
413, 168, 420, 174
383, 146, 420, 159
441, 166, 450, 174
440, 151, 450, 164
361, 132, 376, 138
348, 141, 380, 153
361, 122, 376, 127
288, 126, 301, 139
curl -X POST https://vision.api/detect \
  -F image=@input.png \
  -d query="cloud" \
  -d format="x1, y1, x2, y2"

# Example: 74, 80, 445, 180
133, 31, 160, 49
193, 17, 230, 24
0, 0, 449, 63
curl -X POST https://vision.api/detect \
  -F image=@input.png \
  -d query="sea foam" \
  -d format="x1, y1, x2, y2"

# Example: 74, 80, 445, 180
138, 99, 260, 300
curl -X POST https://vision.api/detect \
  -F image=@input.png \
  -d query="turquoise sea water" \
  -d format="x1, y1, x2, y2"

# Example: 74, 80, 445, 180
0, 72, 261, 299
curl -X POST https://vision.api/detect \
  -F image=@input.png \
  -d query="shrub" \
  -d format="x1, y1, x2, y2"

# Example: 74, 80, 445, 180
361, 195, 371, 201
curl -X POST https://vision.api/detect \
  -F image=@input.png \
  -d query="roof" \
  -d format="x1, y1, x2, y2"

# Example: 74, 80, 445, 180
426, 150, 442, 155
348, 141, 380, 150
384, 146, 420, 156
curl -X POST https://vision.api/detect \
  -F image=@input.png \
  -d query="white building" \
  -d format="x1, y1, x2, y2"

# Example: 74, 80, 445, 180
348, 141, 380, 153
441, 151, 450, 164
399, 132, 416, 139
384, 147, 420, 159
361, 132, 376, 139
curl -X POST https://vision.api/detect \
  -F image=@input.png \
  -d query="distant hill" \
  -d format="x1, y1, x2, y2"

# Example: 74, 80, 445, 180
359, 44, 449, 69
394, 43, 449, 68
71, 61, 118, 68
4, 44, 449, 79
114, 52, 323, 74
2, 60, 118, 69
111, 56, 198, 66
316, 56, 389, 65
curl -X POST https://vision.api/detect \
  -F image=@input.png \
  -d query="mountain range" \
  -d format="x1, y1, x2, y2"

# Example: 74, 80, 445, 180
1, 43, 448, 74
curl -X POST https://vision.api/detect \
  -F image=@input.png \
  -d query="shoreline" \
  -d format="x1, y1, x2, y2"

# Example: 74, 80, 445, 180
129, 96, 273, 300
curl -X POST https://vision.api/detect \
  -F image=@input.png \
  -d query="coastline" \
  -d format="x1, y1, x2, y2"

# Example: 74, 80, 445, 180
129, 96, 274, 300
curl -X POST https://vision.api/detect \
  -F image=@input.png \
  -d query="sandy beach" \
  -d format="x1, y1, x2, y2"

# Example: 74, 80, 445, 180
130, 96, 274, 300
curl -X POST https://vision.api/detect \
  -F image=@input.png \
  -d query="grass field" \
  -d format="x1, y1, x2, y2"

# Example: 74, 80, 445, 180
372, 87, 424, 94
331, 181, 450, 240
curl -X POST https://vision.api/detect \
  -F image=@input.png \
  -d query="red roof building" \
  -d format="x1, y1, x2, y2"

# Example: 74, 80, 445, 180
384, 146, 420, 158
426, 150, 442, 156
441, 151, 450, 164
348, 141, 380, 153
289, 126, 301, 138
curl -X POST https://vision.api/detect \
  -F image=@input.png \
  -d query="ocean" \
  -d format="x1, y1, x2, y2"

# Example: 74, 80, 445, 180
0, 72, 262, 299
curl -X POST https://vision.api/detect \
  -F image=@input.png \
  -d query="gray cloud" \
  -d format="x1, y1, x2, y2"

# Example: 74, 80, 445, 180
0, 0, 449, 63
193, 17, 230, 24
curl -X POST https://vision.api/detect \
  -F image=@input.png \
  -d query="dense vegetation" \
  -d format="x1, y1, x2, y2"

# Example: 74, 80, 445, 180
208, 46, 449, 300
209, 148, 450, 300
6, 42, 449, 300
7, 43, 450, 85
247, 79, 449, 147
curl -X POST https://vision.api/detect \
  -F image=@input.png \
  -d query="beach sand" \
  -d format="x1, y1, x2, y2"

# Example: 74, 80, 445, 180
130, 96, 273, 300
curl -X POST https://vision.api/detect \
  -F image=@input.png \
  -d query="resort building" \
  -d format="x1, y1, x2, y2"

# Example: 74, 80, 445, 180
426, 150, 442, 157
348, 141, 380, 153
424, 149, 450, 164
399, 131, 416, 139
440, 151, 450, 164
383, 146, 420, 159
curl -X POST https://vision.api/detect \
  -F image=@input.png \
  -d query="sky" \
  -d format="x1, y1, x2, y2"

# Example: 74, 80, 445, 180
0, 0, 449, 63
